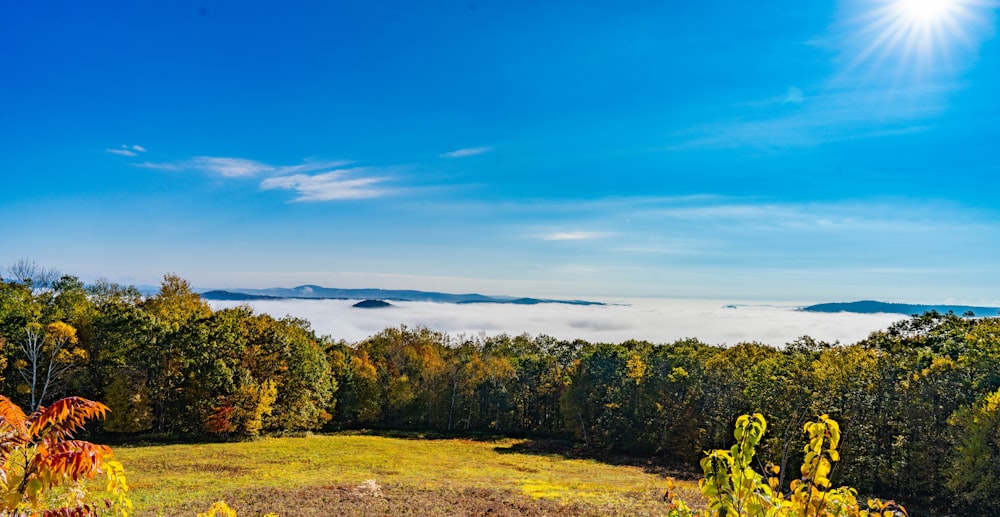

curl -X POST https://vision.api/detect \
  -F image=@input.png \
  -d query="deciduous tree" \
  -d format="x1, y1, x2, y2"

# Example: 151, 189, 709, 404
0, 395, 131, 516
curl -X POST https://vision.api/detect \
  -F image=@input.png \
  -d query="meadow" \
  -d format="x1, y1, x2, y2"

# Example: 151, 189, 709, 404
113, 433, 700, 516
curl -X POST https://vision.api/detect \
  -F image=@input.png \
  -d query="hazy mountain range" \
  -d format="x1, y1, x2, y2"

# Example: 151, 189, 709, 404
199, 285, 604, 306
801, 300, 1000, 317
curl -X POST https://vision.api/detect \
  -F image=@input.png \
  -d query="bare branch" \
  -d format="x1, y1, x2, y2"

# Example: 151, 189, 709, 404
3, 259, 61, 292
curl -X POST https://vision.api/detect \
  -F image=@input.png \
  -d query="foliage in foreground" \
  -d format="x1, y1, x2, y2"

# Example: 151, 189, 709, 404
0, 395, 130, 516
665, 414, 906, 517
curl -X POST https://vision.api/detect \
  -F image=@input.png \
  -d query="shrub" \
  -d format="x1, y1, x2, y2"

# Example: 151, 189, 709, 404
664, 413, 907, 517
0, 395, 131, 516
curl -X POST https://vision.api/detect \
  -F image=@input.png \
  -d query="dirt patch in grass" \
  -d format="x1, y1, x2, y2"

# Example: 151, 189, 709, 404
153, 482, 676, 517
184, 463, 253, 475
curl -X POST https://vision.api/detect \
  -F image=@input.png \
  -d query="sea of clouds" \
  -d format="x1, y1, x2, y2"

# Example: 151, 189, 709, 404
207, 298, 906, 347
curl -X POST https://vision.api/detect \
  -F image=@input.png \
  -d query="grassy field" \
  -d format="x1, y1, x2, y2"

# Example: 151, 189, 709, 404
109, 433, 702, 516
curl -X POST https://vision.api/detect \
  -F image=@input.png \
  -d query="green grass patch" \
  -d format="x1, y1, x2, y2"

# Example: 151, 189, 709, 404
108, 433, 701, 516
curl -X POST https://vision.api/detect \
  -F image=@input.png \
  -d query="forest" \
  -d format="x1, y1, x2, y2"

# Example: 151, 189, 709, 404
1, 268, 999, 514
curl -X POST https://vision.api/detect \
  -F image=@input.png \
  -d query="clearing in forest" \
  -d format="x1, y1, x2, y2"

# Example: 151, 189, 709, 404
113, 433, 699, 516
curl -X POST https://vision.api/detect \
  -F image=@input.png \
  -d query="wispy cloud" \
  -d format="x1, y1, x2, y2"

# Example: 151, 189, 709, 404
543, 231, 607, 241
672, 84, 945, 150
136, 154, 389, 202
784, 86, 805, 104
190, 157, 274, 177
137, 157, 352, 178
259, 167, 392, 201
136, 161, 178, 171
441, 146, 492, 158
488, 195, 1000, 286
639, 198, 967, 231
106, 144, 148, 157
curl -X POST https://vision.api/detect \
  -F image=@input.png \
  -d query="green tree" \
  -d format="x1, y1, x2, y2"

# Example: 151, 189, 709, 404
90, 301, 161, 433
638, 338, 716, 462
561, 343, 633, 449
893, 356, 972, 502
261, 317, 336, 432
947, 386, 1000, 514
809, 345, 882, 490
701, 343, 776, 449
965, 318, 1000, 392
141, 274, 211, 331
328, 345, 381, 426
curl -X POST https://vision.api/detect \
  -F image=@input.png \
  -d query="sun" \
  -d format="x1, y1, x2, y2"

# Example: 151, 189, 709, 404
847, 0, 991, 79
893, 0, 957, 24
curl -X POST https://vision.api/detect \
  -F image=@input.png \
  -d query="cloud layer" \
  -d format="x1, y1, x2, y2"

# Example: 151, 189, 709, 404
208, 298, 904, 346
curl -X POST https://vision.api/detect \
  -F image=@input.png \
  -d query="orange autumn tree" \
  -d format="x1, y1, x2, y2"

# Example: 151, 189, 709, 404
0, 395, 131, 516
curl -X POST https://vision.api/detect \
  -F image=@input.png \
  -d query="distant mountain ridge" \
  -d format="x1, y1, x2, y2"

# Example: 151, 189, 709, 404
200, 290, 284, 301
200, 285, 604, 306
802, 300, 1000, 317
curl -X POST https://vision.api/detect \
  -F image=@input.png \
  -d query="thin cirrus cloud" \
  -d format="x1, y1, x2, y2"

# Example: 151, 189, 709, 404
106, 144, 147, 157
543, 231, 608, 241
136, 155, 391, 201
259, 167, 392, 201
137, 156, 352, 178
671, 84, 942, 150
186, 156, 274, 177
441, 146, 492, 158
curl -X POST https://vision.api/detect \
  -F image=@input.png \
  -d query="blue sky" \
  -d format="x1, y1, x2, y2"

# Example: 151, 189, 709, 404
2, 0, 998, 302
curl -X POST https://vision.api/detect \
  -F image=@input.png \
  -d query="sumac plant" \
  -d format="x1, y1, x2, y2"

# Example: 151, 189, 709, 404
665, 413, 908, 517
0, 395, 131, 516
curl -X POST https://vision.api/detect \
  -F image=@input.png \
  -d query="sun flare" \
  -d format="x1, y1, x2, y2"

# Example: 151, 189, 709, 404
848, 0, 992, 78
894, 0, 957, 24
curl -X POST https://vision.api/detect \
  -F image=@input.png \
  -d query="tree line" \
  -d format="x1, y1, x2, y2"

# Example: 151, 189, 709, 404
1, 267, 999, 513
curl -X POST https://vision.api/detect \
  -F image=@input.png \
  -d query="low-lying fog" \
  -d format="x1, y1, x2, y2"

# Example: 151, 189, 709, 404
207, 298, 906, 347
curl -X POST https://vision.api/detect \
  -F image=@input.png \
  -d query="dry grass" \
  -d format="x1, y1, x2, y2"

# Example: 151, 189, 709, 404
109, 433, 702, 516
